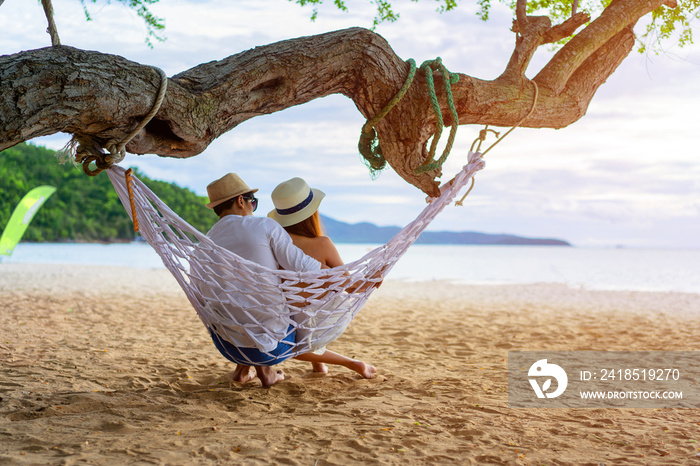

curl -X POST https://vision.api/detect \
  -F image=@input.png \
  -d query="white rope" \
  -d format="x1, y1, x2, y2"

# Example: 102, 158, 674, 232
106, 152, 484, 362
104, 67, 168, 166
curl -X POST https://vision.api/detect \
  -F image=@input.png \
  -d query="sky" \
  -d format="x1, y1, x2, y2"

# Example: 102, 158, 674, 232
1, 0, 698, 248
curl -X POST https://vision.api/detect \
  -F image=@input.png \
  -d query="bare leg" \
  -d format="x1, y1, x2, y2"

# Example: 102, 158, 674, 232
231, 364, 255, 383
255, 366, 285, 387
295, 351, 377, 379
311, 362, 328, 374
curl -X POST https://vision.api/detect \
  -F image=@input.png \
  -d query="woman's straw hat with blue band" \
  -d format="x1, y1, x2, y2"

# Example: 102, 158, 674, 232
268, 177, 325, 227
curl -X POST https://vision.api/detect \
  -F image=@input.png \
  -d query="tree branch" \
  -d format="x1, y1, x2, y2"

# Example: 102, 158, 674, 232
516, 0, 528, 28
541, 12, 590, 44
536, 0, 674, 93
503, 14, 550, 81
40, 0, 61, 46
565, 25, 636, 105
0, 0, 681, 196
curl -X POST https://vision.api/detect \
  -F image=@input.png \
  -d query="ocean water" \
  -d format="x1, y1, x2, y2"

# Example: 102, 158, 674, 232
2, 242, 699, 294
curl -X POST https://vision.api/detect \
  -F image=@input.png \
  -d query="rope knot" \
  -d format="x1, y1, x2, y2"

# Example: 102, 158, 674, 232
67, 137, 125, 176
59, 135, 109, 176
104, 139, 127, 165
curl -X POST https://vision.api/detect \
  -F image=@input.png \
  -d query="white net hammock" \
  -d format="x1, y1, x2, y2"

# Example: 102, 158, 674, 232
106, 151, 484, 365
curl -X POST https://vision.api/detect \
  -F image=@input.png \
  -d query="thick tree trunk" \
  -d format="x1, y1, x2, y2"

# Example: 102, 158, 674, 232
0, 0, 676, 195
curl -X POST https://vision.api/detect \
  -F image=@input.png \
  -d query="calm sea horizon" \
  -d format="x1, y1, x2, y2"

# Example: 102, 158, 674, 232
2, 242, 699, 295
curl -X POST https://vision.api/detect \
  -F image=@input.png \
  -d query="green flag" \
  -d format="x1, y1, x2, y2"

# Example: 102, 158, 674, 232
0, 185, 56, 256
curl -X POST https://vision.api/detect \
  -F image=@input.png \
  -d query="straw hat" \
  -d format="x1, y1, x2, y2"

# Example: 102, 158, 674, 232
268, 177, 325, 227
206, 173, 258, 209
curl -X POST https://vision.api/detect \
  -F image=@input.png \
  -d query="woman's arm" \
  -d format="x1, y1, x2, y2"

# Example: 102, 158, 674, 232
321, 236, 384, 293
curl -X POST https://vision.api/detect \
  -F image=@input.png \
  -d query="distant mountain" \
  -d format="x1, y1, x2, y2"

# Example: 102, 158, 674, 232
320, 215, 571, 246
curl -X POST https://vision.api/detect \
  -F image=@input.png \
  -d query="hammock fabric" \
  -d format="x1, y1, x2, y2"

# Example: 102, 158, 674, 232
106, 151, 484, 365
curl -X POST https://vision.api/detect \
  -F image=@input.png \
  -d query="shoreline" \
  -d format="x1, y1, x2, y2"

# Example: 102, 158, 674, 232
1, 264, 699, 464
5, 244, 700, 296
3, 261, 700, 298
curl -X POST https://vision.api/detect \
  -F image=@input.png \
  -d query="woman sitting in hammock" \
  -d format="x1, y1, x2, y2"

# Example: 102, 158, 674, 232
268, 177, 381, 377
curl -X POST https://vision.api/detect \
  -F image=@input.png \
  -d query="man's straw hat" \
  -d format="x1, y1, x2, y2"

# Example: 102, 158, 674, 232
268, 177, 325, 227
206, 173, 258, 209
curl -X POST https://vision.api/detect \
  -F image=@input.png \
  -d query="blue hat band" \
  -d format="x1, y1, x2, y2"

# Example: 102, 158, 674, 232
275, 190, 314, 216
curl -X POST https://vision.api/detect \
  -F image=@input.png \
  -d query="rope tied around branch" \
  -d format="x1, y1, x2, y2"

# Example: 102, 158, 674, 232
414, 57, 460, 174
358, 57, 460, 178
62, 67, 168, 176
358, 58, 417, 177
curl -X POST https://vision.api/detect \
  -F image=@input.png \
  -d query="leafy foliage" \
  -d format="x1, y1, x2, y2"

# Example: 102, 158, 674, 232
290, 0, 457, 28
78, 0, 165, 48
480, 0, 699, 54
0, 143, 217, 243
288, 0, 698, 52
640, 0, 700, 54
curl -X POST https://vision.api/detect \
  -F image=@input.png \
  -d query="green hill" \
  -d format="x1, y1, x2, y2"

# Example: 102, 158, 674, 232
0, 143, 217, 242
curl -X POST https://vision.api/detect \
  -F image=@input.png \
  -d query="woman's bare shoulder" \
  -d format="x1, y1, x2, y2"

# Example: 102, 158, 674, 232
315, 235, 336, 247
317, 236, 343, 267
290, 234, 329, 247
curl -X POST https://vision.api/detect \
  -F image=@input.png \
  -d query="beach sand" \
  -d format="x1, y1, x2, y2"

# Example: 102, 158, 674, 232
1, 263, 699, 465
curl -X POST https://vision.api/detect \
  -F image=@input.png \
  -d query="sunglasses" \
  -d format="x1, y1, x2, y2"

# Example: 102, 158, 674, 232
241, 194, 258, 212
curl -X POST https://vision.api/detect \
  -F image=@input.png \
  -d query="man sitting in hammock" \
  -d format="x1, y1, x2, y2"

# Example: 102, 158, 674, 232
205, 173, 377, 387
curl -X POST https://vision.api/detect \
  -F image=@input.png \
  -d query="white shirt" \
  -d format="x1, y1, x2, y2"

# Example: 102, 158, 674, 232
207, 215, 320, 272
201, 214, 321, 352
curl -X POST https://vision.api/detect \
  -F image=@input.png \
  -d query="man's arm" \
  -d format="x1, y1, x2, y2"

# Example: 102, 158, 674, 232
267, 220, 322, 272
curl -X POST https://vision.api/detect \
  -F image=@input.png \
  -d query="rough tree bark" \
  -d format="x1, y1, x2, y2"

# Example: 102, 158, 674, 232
0, 0, 678, 195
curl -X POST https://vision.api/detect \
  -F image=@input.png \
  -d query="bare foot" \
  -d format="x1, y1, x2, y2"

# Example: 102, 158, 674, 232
293, 351, 377, 379
255, 367, 285, 387
350, 361, 378, 379
311, 362, 328, 374
231, 364, 255, 383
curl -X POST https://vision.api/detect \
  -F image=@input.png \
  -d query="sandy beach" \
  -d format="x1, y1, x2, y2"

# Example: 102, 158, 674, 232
1, 263, 699, 465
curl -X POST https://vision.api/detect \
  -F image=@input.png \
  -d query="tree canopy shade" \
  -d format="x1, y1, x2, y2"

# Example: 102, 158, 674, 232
0, 0, 685, 196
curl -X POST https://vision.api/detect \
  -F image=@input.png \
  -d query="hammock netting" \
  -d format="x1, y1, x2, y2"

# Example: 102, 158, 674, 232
106, 151, 484, 364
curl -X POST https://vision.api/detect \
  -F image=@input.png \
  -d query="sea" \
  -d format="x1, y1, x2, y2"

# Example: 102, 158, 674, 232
2, 242, 699, 294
